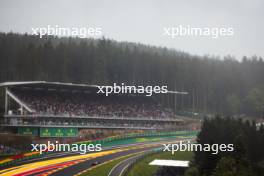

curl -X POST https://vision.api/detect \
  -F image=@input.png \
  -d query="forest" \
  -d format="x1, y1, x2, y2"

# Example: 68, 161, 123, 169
159, 117, 264, 176
0, 32, 264, 117
189, 117, 264, 176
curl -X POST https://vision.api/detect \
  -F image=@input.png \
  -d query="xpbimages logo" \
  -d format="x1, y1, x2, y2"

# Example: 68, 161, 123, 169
31, 141, 102, 154
163, 141, 234, 155
31, 25, 102, 38
96, 83, 168, 96
163, 25, 234, 39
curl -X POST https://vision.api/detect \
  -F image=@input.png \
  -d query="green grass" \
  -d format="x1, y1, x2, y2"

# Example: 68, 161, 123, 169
127, 151, 193, 176
79, 152, 140, 176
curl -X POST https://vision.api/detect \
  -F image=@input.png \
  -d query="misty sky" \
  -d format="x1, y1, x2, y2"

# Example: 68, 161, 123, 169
0, 0, 263, 59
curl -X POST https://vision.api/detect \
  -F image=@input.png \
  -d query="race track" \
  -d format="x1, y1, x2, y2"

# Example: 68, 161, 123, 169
0, 139, 183, 176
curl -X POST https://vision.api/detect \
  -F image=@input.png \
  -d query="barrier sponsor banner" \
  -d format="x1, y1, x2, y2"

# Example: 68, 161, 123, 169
40, 127, 78, 137
18, 127, 38, 136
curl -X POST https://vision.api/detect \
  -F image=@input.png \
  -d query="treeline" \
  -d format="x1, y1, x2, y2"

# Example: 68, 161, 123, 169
185, 117, 264, 176
0, 32, 264, 116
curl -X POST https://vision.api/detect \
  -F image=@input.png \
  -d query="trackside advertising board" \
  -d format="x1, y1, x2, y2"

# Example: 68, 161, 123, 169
18, 127, 38, 136
40, 127, 78, 137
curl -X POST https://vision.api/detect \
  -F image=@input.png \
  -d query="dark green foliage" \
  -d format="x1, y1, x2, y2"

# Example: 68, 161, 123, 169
185, 167, 199, 176
189, 117, 264, 176
212, 156, 253, 176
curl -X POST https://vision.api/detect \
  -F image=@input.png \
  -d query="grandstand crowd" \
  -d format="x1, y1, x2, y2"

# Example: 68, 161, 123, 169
12, 89, 176, 119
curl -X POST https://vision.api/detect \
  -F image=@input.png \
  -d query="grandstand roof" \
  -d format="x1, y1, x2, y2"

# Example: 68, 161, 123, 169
0, 81, 188, 94
0, 81, 98, 91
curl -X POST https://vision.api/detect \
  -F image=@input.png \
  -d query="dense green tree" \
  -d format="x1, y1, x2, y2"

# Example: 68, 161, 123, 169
245, 87, 264, 117
225, 94, 241, 115
213, 157, 252, 176
190, 117, 264, 176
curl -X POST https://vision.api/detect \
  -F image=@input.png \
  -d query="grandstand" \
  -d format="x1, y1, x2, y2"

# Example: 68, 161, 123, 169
0, 81, 187, 137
